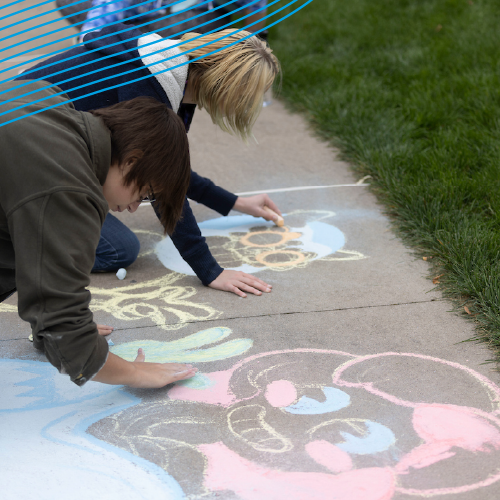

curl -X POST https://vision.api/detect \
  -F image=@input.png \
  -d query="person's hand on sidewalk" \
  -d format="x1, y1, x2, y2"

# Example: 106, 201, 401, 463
93, 350, 197, 388
97, 324, 114, 336
233, 194, 282, 224
208, 270, 272, 298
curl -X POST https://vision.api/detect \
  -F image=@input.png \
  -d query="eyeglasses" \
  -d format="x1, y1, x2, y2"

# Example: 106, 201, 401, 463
140, 187, 156, 203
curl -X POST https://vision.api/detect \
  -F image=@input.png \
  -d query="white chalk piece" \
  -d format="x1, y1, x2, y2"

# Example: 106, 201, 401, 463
107, 338, 115, 346
116, 268, 127, 280
263, 206, 285, 227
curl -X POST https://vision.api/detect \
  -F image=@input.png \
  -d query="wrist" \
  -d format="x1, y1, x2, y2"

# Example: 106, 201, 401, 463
128, 361, 142, 388
233, 197, 244, 212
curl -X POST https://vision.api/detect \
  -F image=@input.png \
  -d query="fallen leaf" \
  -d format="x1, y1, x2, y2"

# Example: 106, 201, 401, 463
423, 257, 428, 261
464, 306, 472, 315
433, 274, 444, 284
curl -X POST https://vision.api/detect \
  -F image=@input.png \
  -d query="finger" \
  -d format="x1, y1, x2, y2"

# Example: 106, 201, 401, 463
230, 285, 247, 298
167, 363, 193, 370
261, 205, 279, 221
239, 275, 272, 291
172, 368, 198, 381
262, 206, 284, 226
240, 273, 272, 287
235, 282, 262, 296
263, 197, 282, 216
135, 348, 146, 362
97, 324, 114, 336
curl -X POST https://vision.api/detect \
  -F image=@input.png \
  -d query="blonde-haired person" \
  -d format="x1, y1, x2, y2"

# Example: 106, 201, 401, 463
18, 22, 281, 299
180, 28, 278, 140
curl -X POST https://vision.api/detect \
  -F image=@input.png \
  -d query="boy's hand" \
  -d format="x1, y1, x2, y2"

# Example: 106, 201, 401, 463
208, 270, 272, 298
233, 194, 282, 224
93, 351, 197, 388
97, 324, 114, 336
130, 349, 198, 388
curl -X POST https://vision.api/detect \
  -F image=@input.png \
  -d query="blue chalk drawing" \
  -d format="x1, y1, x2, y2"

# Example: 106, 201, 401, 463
176, 372, 215, 390
0, 359, 185, 500
0, 326, 253, 499
156, 213, 346, 276
284, 387, 351, 415
336, 421, 396, 455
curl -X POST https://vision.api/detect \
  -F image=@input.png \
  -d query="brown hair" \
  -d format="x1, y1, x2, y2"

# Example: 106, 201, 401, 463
90, 97, 191, 234
179, 29, 280, 141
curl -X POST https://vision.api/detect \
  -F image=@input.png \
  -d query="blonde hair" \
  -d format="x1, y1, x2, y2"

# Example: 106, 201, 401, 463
179, 29, 280, 141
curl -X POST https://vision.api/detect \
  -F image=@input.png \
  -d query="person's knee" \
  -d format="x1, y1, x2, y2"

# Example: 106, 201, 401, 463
93, 215, 141, 272
119, 231, 140, 268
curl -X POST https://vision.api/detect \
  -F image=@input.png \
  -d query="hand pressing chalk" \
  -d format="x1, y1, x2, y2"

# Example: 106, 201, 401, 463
262, 206, 284, 227
233, 194, 284, 226
116, 268, 127, 280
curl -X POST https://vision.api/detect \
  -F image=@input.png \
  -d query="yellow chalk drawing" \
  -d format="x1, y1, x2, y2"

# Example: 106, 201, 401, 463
134, 229, 164, 259
255, 249, 307, 268
228, 404, 293, 453
0, 303, 16, 313
240, 228, 302, 248
89, 272, 221, 331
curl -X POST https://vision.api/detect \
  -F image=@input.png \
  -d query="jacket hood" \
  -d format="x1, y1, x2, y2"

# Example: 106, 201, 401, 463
83, 23, 144, 62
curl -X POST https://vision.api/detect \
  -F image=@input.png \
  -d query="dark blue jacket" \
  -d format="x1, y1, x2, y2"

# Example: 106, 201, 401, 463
17, 23, 236, 285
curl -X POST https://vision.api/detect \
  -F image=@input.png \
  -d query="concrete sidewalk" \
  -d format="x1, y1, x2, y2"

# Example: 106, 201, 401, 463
2, 3, 500, 499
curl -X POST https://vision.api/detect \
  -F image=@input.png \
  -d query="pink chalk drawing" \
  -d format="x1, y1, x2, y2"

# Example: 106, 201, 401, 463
90, 350, 500, 499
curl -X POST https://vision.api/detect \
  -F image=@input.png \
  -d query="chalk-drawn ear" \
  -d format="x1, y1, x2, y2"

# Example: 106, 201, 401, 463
333, 353, 496, 411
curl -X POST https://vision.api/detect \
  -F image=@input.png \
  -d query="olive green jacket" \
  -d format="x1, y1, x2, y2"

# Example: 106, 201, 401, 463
0, 80, 111, 385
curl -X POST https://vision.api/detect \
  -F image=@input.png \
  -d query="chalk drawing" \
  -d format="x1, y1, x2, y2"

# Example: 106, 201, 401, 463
284, 386, 351, 415
0, 359, 183, 500
0, 303, 16, 313
156, 210, 366, 276
110, 326, 253, 364
89, 272, 221, 330
0, 326, 253, 500
91, 349, 500, 499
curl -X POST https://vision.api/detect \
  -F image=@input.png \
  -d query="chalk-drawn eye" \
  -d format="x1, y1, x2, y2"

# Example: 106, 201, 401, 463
310, 420, 396, 456
335, 421, 396, 455
284, 387, 351, 415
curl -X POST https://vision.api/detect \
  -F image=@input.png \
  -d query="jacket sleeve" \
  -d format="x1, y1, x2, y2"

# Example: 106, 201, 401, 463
154, 199, 224, 285
188, 171, 237, 216
9, 189, 108, 386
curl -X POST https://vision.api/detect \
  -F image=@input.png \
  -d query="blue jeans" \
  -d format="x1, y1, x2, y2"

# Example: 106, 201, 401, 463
92, 214, 140, 272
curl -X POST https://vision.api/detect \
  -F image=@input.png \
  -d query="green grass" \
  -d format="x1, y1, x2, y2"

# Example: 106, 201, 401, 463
270, 0, 500, 359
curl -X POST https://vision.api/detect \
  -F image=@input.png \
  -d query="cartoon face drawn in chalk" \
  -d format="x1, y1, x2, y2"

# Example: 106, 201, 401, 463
0, 327, 253, 500
156, 210, 365, 276
89, 350, 500, 500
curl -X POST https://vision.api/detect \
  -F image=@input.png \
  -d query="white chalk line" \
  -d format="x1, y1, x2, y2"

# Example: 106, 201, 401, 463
139, 177, 372, 207
235, 182, 370, 196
